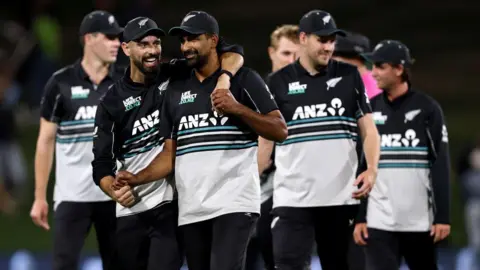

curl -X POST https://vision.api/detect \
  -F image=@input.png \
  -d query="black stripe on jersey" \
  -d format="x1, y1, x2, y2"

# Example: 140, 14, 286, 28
177, 133, 256, 148
288, 123, 357, 136
380, 154, 429, 161
57, 126, 95, 136
121, 137, 165, 159
122, 131, 163, 153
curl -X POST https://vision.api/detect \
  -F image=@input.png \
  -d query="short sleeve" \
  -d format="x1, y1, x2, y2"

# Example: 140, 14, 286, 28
353, 70, 373, 119
241, 69, 278, 115
159, 88, 178, 140
40, 76, 64, 123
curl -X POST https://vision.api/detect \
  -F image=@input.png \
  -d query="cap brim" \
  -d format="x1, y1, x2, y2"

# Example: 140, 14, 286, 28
130, 28, 166, 42
168, 26, 205, 36
361, 53, 386, 63
311, 29, 346, 37
101, 27, 124, 36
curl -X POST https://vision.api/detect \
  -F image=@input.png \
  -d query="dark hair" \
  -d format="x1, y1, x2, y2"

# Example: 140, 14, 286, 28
391, 63, 411, 83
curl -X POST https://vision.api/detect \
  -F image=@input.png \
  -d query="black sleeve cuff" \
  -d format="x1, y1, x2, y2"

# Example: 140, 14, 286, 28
92, 165, 115, 186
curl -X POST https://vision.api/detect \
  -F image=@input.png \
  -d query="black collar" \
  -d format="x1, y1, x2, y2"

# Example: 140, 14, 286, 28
382, 87, 415, 108
75, 59, 116, 82
122, 66, 157, 89
293, 59, 330, 77
191, 67, 222, 87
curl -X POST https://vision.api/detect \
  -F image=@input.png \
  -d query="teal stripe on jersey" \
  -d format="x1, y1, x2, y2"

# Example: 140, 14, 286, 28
379, 163, 431, 169
278, 133, 357, 146
123, 140, 162, 158
176, 142, 257, 156
125, 127, 158, 144
381, 147, 428, 151
59, 119, 95, 126
177, 126, 239, 136
287, 116, 356, 126
56, 136, 93, 144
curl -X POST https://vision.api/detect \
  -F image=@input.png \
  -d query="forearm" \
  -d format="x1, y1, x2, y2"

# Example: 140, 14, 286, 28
362, 131, 380, 170
258, 137, 274, 174
99, 175, 115, 198
136, 150, 174, 185
220, 52, 244, 76
236, 106, 287, 142
34, 141, 54, 200
355, 197, 368, 223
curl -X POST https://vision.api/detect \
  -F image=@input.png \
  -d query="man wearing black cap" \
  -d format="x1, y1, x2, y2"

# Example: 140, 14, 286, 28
116, 11, 287, 270
265, 10, 380, 270
353, 40, 451, 269
29, 10, 123, 270
333, 31, 382, 99
92, 15, 246, 270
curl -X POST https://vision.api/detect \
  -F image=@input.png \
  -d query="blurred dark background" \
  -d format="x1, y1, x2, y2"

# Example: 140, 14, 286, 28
0, 0, 478, 268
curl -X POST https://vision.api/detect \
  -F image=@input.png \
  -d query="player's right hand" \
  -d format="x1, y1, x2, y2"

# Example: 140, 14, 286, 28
113, 185, 136, 208
116, 170, 142, 186
30, 200, 50, 231
353, 223, 368, 246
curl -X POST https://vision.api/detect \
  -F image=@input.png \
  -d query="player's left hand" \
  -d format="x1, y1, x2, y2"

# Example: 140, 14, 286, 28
211, 88, 242, 115
352, 167, 377, 199
431, 224, 450, 243
211, 75, 231, 114
116, 170, 143, 187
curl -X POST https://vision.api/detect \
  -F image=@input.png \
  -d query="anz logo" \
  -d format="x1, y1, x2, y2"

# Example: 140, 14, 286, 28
132, 110, 160, 135
179, 111, 229, 131
75, 106, 97, 120
381, 129, 420, 147
292, 98, 345, 120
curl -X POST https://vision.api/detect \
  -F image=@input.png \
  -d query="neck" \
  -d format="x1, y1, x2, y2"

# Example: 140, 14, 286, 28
195, 51, 219, 82
81, 50, 109, 84
357, 65, 369, 75
129, 63, 146, 84
386, 81, 409, 101
299, 51, 325, 76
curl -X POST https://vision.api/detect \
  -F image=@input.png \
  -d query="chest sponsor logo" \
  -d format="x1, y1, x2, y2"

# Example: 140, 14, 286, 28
179, 90, 197, 104
123, 96, 142, 112
71, 86, 90, 99
404, 109, 421, 123
132, 110, 160, 135
373, 111, 388, 125
179, 111, 228, 131
381, 129, 420, 147
288, 81, 307, 95
292, 98, 345, 120
74, 106, 97, 120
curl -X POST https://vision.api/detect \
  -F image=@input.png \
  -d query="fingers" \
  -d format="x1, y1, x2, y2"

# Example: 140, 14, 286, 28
353, 225, 368, 246
353, 172, 365, 187
433, 226, 450, 243
116, 186, 136, 207
352, 183, 371, 199
31, 209, 50, 231
430, 225, 435, 236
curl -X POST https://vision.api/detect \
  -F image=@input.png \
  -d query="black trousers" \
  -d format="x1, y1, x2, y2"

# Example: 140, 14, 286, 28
115, 201, 182, 270
272, 205, 365, 270
245, 196, 275, 270
365, 228, 437, 270
181, 212, 258, 270
53, 200, 116, 270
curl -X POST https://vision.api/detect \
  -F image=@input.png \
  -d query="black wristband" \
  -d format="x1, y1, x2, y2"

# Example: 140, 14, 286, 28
219, 70, 233, 80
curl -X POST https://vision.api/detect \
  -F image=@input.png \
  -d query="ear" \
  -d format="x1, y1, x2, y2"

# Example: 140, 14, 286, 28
121, 42, 131, 57
211, 34, 219, 49
394, 64, 404, 77
268, 46, 275, 61
299, 32, 308, 45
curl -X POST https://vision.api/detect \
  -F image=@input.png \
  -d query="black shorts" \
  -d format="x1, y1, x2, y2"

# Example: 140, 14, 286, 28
115, 201, 182, 270
272, 205, 364, 270
365, 228, 437, 270
53, 200, 116, 270
181, 212, 258, 270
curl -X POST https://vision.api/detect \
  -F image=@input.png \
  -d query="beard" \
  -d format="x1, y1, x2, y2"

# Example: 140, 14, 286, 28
132, 54, 160, 75
183, 49, 208, 69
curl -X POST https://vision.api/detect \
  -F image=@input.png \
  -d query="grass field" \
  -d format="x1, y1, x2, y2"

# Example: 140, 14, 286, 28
0, 107, 477, 252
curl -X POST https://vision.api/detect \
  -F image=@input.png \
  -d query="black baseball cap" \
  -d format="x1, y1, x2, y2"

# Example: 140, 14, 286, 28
122, 17, 165, 42
334, 31, 371, 55
299, 10, 346, 37
362, 40, 415, 66
79, 10, 123, 36
168, 11, 219, 36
